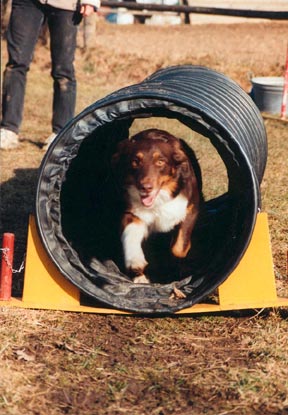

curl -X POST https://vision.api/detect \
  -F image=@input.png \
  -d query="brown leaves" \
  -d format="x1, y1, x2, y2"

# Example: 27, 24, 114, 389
15, 348, 35, 362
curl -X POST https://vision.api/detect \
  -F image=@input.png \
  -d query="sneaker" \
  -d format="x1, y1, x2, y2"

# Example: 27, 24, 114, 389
42, 132, 57, 151
0, 128, 20, 150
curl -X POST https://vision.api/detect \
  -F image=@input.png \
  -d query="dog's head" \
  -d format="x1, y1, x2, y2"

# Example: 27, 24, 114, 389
111, 129, 194, 208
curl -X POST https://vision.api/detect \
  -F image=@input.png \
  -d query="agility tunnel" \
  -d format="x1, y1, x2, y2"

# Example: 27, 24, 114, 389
35, 65, 267, 314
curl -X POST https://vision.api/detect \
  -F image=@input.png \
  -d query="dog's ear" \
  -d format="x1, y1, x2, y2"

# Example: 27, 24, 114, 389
173, 148, 186, 164
111, 139, 131, 170
111, 151, 121, 169
173, 147, 191, 179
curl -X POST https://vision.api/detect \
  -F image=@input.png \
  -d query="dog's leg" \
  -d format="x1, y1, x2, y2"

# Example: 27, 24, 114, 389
171, 204, 199, 258
121, 215, 149, 283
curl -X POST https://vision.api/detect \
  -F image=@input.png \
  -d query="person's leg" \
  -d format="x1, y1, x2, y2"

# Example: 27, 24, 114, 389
47, 8, 78, 133
1, 0, 44, 135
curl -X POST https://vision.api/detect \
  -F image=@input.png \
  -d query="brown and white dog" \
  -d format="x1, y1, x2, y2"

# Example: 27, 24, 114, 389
112, 128, 202, 283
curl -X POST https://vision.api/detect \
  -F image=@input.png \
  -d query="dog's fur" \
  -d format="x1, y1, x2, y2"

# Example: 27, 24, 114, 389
112, 128, 202, 283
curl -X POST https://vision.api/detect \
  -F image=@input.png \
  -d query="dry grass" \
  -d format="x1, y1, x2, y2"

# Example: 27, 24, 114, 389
0, 309, 288, 415
1, 20, 288, 415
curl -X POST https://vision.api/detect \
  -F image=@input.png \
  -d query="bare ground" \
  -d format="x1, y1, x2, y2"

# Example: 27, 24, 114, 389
0, 20, 288, 415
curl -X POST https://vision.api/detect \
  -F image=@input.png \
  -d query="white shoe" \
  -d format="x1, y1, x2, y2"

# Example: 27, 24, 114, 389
0, 128, 19, 150
42, 132, 57, 151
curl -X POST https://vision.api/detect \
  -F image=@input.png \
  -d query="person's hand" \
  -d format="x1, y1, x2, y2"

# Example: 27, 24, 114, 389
80, 4, 97, 16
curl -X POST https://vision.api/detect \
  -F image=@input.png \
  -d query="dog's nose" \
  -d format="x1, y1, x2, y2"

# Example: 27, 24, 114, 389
140, 181, 153, 193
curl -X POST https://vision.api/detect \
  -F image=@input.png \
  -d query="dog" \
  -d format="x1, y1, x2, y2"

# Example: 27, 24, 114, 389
111, 128, 202, 284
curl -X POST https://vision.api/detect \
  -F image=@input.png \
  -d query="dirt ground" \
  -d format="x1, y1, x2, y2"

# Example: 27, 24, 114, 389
1, 19, 288, 415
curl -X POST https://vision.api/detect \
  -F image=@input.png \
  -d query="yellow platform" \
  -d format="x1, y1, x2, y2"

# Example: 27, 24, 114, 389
1, 213, 288, 314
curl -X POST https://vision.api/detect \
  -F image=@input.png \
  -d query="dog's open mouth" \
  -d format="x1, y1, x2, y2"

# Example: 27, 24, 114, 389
140, 190, 159, 208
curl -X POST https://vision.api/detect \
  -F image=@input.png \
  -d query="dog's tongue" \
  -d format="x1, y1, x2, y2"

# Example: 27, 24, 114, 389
141, 193, 156, 207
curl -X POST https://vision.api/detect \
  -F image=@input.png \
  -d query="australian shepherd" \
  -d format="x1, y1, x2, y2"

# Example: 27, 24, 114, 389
112, 128, 202, 284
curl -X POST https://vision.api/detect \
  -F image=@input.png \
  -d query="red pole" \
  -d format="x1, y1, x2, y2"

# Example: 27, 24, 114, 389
0, 233, 15, 300
281, 45, 288, 120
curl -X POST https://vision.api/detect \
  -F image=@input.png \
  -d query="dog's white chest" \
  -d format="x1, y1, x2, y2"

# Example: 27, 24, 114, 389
133, 192, 188, 234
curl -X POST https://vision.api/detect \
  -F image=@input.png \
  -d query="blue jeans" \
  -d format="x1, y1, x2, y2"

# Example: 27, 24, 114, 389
1, 0, 80, 134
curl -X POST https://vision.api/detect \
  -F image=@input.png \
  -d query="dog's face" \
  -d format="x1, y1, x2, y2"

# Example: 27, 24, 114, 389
112, 129, 191, 208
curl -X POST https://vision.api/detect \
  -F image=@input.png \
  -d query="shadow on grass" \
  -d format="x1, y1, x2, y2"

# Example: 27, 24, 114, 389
0, 168, 39, 296
20, 137, 44, 149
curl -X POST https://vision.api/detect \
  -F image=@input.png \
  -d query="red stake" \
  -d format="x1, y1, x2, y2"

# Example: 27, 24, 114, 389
0, 233, 15, 300
281, 45, 288, 119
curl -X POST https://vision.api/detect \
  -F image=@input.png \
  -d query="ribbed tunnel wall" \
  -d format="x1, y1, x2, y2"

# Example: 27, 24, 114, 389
35, 65, 267, 314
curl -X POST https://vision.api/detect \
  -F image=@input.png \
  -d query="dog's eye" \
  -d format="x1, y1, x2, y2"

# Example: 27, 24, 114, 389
156, 159, 165, 167
131, 159, 140, 169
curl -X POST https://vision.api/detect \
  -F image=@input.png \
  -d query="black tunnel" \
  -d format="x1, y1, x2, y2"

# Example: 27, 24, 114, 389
35, 65, 267, 314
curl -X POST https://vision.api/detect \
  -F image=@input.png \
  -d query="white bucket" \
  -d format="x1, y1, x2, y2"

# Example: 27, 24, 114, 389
106, 9, 134, 24
250, 77, 286, 115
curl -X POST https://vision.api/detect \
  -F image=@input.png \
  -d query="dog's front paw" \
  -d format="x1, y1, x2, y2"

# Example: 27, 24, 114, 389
126, 254, 149, 283
125, 254, 148, 276
133, 274, 150, 284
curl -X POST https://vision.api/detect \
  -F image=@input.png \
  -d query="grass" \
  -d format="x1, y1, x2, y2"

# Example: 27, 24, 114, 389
1, 21, 288, 415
